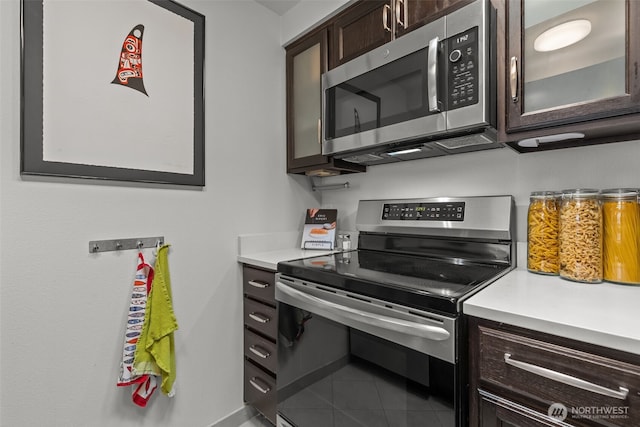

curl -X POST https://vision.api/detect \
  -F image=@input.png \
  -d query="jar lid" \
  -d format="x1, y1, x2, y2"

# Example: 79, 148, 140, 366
530, 191, 560, 199
561, 188, 600, 199
600, 188, 638, 198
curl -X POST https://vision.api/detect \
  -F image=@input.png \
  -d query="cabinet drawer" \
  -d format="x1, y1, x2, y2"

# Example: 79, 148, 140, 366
244, 360, 276, 424
244, 297, 277, 339
243, 266, 275, 304
477, 324, 640, 424
244, 329, 277, 374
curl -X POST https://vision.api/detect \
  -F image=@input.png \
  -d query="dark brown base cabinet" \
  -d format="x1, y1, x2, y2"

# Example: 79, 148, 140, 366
242, 266, 278, 425
468, 317, 640, 426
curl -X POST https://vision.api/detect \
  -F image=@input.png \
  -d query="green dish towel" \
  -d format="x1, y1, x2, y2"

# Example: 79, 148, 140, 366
133, 244, 178, 396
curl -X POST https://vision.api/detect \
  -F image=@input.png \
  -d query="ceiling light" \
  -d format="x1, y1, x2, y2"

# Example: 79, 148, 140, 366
387, 148, 421, 156
534, 19, 592, 52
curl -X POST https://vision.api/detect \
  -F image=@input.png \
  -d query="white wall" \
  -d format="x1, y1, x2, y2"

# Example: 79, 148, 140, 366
320, 143, 640, 244
0, 1, 319, 426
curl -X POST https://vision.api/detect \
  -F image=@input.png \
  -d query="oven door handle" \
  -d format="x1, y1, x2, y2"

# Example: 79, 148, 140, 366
277, 282, 450, 341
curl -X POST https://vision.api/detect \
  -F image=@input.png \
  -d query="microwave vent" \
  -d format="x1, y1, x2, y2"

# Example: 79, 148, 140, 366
342, 153, 386, 164
435, 134, 496, 150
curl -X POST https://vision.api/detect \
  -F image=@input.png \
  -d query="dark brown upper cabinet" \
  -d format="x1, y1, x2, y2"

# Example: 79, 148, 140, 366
332, 1, 390, 68
503, 0, 640, 152
331, 0, 470, 69
286, 27, 366, 176
396, 0, 474, 37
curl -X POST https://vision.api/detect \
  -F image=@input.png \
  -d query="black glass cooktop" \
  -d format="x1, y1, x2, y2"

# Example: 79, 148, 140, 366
277, 250, 510, 316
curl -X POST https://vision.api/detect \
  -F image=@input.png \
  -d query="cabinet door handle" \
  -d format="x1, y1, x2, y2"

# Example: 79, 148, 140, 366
510, 56, 519, 103
249, 312, 270, 324
317, 118, 322, 145
249, 345, 271, 359
248, 280, 269, 289
383, 4, 392, 32
504, 353, 629, 400
427, 37, 440, 112
395, 0, 406, 29
249, 377, 271, 394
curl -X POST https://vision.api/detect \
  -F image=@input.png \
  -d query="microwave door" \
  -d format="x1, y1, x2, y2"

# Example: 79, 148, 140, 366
322, 17, 446, 156
444, 0, 494, 133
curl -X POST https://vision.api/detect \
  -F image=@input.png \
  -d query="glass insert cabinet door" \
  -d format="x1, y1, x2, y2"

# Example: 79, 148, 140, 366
293, 43, 321, 158
506, 0, 640, 132
286, 29, 327, 170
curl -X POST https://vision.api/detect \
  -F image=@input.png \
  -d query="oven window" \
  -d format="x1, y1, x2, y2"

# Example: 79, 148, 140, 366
325, 48, 432, 140
277, 302, 455, 427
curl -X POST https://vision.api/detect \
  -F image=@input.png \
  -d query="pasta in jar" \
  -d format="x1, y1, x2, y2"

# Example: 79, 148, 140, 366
559, 189, 603, 283
602, 189, 640, 285
527, 191, 559, 275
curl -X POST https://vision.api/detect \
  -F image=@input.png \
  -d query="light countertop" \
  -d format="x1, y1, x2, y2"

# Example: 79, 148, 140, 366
238, 248, 336, 271
237, 231, 337, 271
464, 267, 640, 356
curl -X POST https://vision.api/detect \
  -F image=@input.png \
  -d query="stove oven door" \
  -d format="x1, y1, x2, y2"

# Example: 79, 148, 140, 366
275, 274, 460, 427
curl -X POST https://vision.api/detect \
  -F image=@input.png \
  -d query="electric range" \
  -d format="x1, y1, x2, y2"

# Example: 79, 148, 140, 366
275, 195, 515, 427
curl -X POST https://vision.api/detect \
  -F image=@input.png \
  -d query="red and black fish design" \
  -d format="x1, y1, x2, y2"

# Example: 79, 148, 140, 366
111, 24, 148, 96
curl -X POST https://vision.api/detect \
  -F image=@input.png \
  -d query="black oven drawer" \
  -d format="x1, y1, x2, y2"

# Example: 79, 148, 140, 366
243, 266, 275, 304
244, 360, 276, 424
244, 329, 277, 374
244, 297, 277, 339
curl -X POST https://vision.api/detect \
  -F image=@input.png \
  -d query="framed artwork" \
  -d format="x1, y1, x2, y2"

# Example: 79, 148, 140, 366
21, 0, 205, 186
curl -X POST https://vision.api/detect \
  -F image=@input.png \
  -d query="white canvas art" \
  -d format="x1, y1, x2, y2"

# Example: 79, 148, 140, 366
42, 0, 195, 175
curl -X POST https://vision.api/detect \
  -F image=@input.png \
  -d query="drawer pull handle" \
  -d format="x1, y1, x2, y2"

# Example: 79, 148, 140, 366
504, 353, 629, 400
248, 280, 270, 289
249, 345, 270, 359
249, 313, 270, 324
249, 377, 271, 394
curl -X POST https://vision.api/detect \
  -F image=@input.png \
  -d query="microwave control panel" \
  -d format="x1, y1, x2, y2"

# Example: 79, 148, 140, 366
446, 26, 479, 110
382, 202, 465, 221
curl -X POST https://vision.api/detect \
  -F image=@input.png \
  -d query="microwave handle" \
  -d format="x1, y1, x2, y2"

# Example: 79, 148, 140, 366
427, 37, 439, 112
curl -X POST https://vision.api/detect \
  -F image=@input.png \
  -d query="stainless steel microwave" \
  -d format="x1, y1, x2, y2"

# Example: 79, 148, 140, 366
322, 0, 501, 165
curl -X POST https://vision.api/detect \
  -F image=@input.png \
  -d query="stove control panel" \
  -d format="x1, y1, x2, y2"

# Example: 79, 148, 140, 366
382, 202, 465, 221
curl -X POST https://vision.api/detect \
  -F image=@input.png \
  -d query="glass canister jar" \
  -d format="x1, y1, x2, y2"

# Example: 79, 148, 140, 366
601, 188, 640, 285
527, 191, 560, 275
559, 189, 603, 283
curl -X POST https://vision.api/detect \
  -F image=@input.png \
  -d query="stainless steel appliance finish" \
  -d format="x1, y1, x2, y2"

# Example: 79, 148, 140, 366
276, 274, 456, 363
275, 195, 515, 427
356, 195, 513, 241
322, 0, 499, 165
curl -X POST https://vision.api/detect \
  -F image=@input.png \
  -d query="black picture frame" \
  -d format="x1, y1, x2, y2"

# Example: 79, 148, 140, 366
21, 0, 205, 186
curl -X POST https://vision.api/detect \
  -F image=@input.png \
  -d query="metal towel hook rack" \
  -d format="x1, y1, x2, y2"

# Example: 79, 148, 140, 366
89, 236, 164, 253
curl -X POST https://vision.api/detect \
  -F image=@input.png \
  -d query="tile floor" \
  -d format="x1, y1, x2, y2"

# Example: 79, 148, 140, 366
276, 359, 454, 427
239, 415, 273, 427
